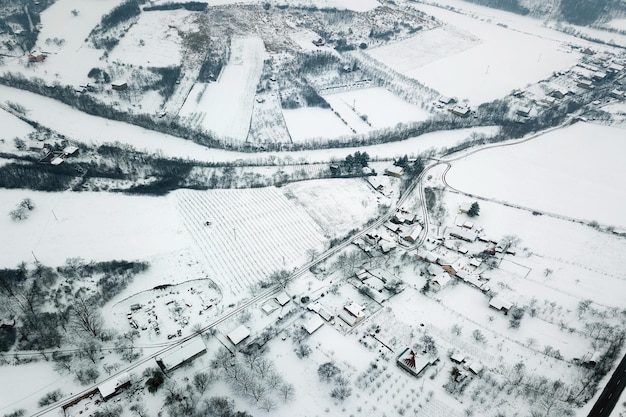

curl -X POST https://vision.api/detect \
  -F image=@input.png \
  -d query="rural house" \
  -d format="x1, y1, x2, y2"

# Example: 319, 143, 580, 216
396, 347, 437, 377
98, 372, 131, 401
489, 297, 513, 313
156, 337, 207, 372
111, 81, 128, 91
384, 165, 405, 178
227, 325, 251, 346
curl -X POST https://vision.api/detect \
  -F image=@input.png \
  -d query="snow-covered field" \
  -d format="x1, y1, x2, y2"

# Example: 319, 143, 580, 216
323, 87, 431, 132
283, 178, 381, 238
172, 187, 326, 297
179, 37, 265, 143
0, 108, 35, 141
282, 107, 354, 142
445, 122, 626, 228
108, 10, 191, 67
366, 26, 479, 75
0, 189, 188, 268
392, 4, 582, 104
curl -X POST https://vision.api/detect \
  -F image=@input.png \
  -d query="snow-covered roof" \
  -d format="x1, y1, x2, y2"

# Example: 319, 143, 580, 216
344, 301, 364, 318
459, 202, 472, 212
63, 145, 78, 154
432, 273, 451, 289
489, 297, 513, 311
456, 270, 483, 288
450, 352, 465, 363
449, 226, 477, 242
385, 165, 405, 176
303, 314, 324, 334
404, 225, 422, 241
274, 291, 290, 306
227, 325, 251, 345
397, 347, 433, 376
98, 372, 130, 399
469, 258, 482, 268
157, 337, 207, 372
262, 301, 279, 315
51, 157, 64, 165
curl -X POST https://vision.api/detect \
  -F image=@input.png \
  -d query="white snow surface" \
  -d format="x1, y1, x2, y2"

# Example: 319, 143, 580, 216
179, 37, 265, 143
282, 107, 354, 142
0, 108, 35, 141
0, 190, 188, 268
445, 122, 626, 228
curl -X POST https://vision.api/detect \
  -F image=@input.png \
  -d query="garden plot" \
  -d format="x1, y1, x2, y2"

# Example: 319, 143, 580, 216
172, 187, 326, 298
366, 26, 479, 75
108, 10, 192, 67
282, 178, 381, 239
323, 87, 431, 132
282, 107, 354, 143
403, 4, 581, 104
179, 37, 265, 143
0, 189, 187, 268
445, 122, 626, 228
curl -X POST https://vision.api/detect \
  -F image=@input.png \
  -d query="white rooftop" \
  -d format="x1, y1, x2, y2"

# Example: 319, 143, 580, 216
157, 337, 206, 371
227, 325, 251, 345
489, 297, 513, 311
98, 372, 130, 399
275, 291, 290, 306
303, 314, 324, 334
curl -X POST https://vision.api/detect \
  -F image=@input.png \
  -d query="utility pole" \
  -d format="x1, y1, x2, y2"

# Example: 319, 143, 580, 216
31, 251, 38, 263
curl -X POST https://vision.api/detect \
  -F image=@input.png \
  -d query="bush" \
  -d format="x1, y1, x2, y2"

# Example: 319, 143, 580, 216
146, 369, 165, 393
38, 389, 63, 407
0, 327, 16, 352
98, 0, 140, 31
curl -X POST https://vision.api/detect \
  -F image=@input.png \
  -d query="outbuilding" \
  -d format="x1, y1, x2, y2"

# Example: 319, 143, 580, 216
227, 325, 251, 346
98, 372, 131, 401
156, 337, 207, 372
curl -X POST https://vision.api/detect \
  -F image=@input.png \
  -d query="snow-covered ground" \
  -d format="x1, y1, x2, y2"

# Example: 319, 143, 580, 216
179, 37, 265, 143
282, 107, 354, 142
445, 122, 626, 228
172, 187, 326, 298
108, 10, 192, 67
0, 189, 188, 268
2, 0, 122, 86
0, 108, 35, 141
323, 87, 431, 132
396, 4, 582, 104
282, 178, 381, 239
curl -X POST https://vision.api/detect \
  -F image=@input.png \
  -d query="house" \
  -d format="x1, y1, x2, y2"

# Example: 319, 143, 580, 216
416, 249, 439, 263
28, 52, 46, 62
592, 71, 607, 81
431, 272, 451, 292
274, 292, 290, 307
610, 89, 624, 99
261, 301, 279, 315
339, 301, 365, 326
303, 314, 325, 334
393, 210, 416, 225
543, 96, 556, 106
403, 225, 423, 243
581, 47, 594, 55
549, 88, 567, 99
449, 105, 470, 117
516, 106, 531, 117
608, 63, 624, 73
111, 81, 128, 91
379, 239, 397, 253
438, 96, 455, 105
130, 303, 142, 311
450, 352, 465, 364
156, 337, 207, 372
313, 38, 325, 47
396, 347, 436, 377
0, 319, 15, 329
384, 221, 402, 234
577, 79, 594, 90
489, 297, 513, 313
307, 302, 334, 322
456, 270, 485, 290
462, 221, 474, 230
98, 372, 131, 401
449, 227, 477, 242
29, 141, 46, 152
227, 325, 251, 346
469, 258, 482, 268
384, 165, 404, 178
467, 362, 483, 375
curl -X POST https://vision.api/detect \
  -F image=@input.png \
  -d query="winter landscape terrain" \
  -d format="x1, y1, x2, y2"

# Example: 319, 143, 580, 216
1, 0, 626, 417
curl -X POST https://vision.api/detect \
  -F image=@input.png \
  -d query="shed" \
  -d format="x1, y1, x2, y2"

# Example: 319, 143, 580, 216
516, 107, 531, 117
98, 372, 131, 400
459, 202, 472, 214
384, 165, 405, 178
50, 156, 64, 165
227, 325, 251, 345
111, 81, 128, 91
577, 79, 594, 90
156, 337, 207, 372
450, 352, 465, 364
63, 145, 79, 156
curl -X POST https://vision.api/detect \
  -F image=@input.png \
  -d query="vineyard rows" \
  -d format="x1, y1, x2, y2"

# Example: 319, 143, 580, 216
173, 188, 327, 297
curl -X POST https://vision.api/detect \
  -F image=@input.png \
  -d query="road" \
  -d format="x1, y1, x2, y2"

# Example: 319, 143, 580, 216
588, 353, 626, 417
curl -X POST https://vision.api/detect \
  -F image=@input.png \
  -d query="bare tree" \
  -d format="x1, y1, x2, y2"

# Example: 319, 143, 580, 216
279, 383, 295, 402
260, 398, 277, 412
269, 270, 291, 288
193, 371, 213, 394
70, 294, 104, 338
